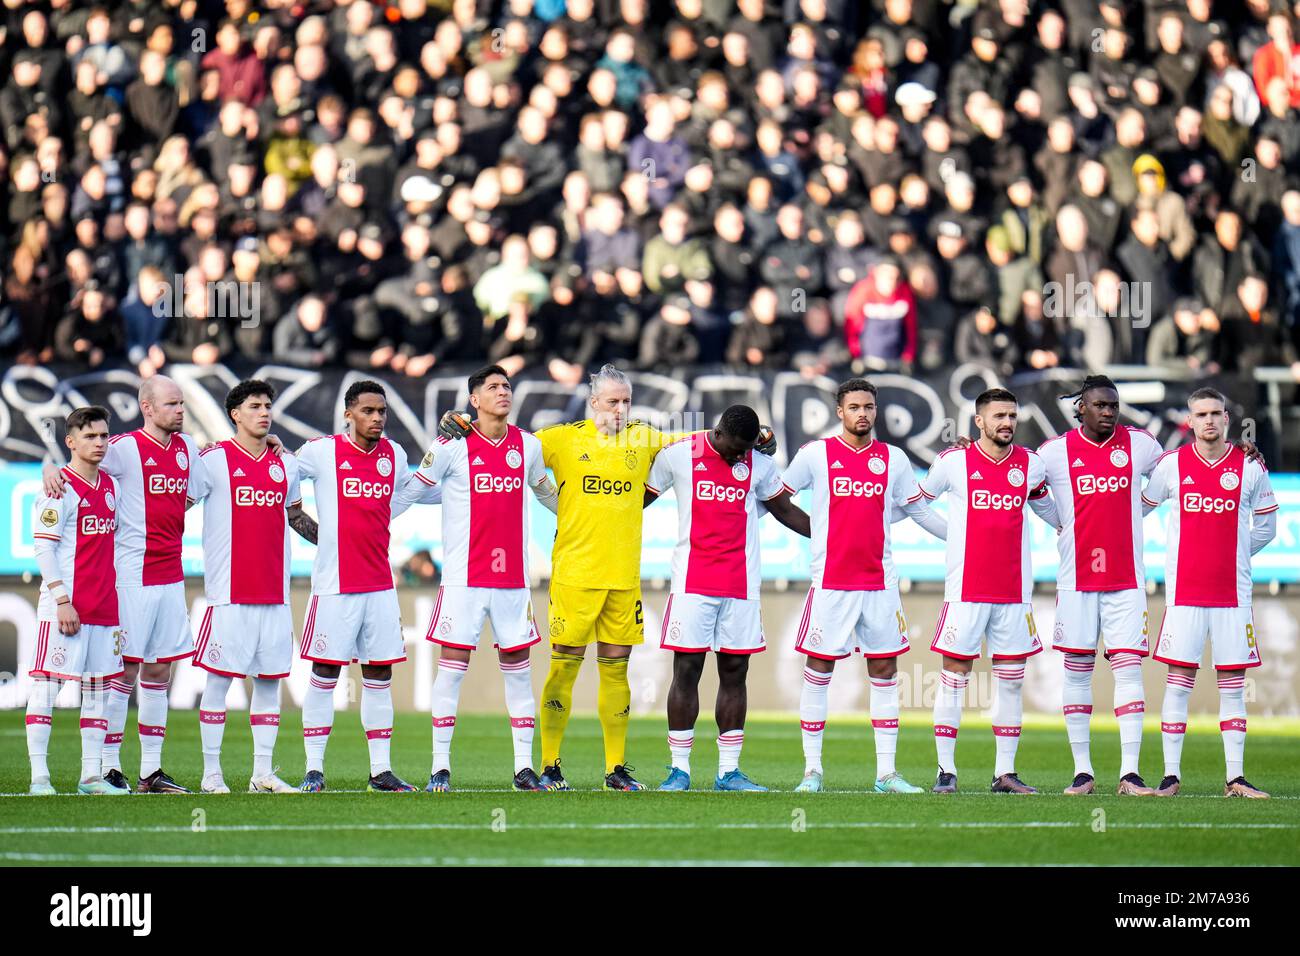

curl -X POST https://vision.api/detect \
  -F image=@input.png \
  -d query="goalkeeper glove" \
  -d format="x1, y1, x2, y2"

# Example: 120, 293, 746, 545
438, 410, 472, 441
756, 424, 777, 456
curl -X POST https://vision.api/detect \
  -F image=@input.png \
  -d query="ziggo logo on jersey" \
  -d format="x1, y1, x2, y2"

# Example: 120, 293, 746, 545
1183, 493, 1237, 514
971, 490, 1024, 510
80, 515, 116, 535
235, 487, 285, 507
696, 481, 746, 502
474, 474, 523, 493
147, 475, 188, 495
342, 477, 392, 499
832, 477, 886, 497
1076, 474, 1130, 495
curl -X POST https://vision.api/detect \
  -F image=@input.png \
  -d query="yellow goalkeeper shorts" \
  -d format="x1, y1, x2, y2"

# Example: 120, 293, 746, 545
546, 583, 645, 647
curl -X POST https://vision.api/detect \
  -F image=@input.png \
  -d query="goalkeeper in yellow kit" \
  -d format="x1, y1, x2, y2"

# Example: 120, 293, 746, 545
440, 364, 774, 790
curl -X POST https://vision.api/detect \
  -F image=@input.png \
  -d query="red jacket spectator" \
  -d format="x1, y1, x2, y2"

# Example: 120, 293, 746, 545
844, 262, 917, 363
1252, 15, 1300, 108
201, 21, 267, 106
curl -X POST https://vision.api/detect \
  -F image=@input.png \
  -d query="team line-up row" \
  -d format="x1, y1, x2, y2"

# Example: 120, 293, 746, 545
23, 365, 1278, 799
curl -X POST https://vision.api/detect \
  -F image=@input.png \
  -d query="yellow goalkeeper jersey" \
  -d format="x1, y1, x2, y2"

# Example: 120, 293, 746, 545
538, 419, 686, 591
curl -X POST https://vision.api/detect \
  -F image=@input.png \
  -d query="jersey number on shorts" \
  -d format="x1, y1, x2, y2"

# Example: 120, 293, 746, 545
635, 600, 643, 625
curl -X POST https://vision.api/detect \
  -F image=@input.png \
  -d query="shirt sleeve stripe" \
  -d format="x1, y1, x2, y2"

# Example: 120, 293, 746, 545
919, 487, 936, 499
905, 491, 923, 503
32, 533, 60, 540
1255, 504, 1279, 514
1141, 495, 1159, 506
645, 483, 661, 495
415, 472, 436, 486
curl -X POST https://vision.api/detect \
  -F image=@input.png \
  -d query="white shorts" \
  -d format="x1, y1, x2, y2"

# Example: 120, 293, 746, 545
1052, 589, 1150, 657
30, 619, 125, 681
193, 603, 294, 679
930, 601, 1044, 661
425, 585, 542, 652
300, 590, 406, 667
1154, 606, 1261, 671
659, 592, 764, 655
118, 582, 193, 664
794, 586, 910, 661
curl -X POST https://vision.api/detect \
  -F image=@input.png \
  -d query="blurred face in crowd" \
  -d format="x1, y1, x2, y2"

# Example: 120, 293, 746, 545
715, 205, 744, 242
1056, 206, 1088, 251
751, 287, 778, 324
1132, 209, 1160, 246
660, 206, 689, 244
874, 261, 900, 295
1079, 160, 1107, 196
776, 204, 803, 239
1215, 211, 1241, 248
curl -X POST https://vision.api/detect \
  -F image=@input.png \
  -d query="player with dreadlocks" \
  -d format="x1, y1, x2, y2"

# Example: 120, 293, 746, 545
1033, 375, 1263, 795
1031, 374, 1162, 795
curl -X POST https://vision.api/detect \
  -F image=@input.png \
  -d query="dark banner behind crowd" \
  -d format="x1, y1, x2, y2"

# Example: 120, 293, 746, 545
0, 360, 1287, 467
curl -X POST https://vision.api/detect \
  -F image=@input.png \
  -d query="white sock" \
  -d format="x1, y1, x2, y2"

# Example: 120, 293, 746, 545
668, 728, 693, 774
302, 672, 337, 774
799, 666, 830, 774
500, 658, 536, 774
137, 679, 170, 778
250, 678, 281, 778
199, 674, 232, 777
1217, 672, 1247, 781
102, 676, 132, 771
933, 669, 967, 774
1161, 671, 1195, 778
1111, 652, 1146, 778
717, 729, 744, 775
80, 682, 109, 781
361, 677, 394, 775
1062, 653, 1095, 776
26, 678, 59, 782
431, 659, 468, 774
870, 675, 900, 778
991, 661, 1025, 777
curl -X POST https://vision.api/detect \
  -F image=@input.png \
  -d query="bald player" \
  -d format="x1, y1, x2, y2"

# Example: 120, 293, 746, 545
43, 377, 202, 792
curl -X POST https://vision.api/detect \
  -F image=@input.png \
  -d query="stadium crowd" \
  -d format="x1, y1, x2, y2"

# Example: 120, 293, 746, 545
1, 0, 1300, 387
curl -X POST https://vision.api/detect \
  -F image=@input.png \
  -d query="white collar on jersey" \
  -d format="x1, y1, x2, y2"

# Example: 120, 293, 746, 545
62, 465, 101, 490
471, 422, 509, 447
1192, 444, 1233, 469
833, 435, 874, 454
972, 441, 1015, 466
227, 438, 269, 462
1075, 425, 1118, 449
136, 428, 176, 450
343, 433, 380, 455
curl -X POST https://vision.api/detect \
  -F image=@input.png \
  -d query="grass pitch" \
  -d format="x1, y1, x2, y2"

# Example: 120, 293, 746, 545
2, 710, 1297, 866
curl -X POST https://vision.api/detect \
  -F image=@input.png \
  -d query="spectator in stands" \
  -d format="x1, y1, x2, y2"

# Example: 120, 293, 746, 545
844, 255, 916, 368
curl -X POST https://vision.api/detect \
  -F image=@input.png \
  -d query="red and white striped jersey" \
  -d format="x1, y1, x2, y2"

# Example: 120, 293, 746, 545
295, 433, 409, 595
33, 467, 119, 624
1037, 425, 1163, 591
646, 433, 786, 600
1142, 444, 1277, 608
920, 443, 1047, 603
409, 424, 545, 588
780, 436, 922, 591
188, 439, 302, 606
101, 429, 199, 587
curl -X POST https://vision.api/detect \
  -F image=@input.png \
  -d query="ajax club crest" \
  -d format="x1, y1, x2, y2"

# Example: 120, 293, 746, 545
1220, 472, 1240, 491
269, 464, 285, 483
1110, 448, 1129, 468
868, 456, 887, 475
506, 449, 523, 469
731, 462, 750, 482
1007, 467, 1025, 487
376, 457, 393, 477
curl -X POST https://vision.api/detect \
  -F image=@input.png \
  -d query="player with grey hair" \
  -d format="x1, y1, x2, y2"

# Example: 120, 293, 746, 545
438, 364, 776, 790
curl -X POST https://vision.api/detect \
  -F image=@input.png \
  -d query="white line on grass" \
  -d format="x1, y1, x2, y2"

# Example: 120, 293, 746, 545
1, 820, 1295, 836
0, 850, 1142, 867
3, 789, 1300, 799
